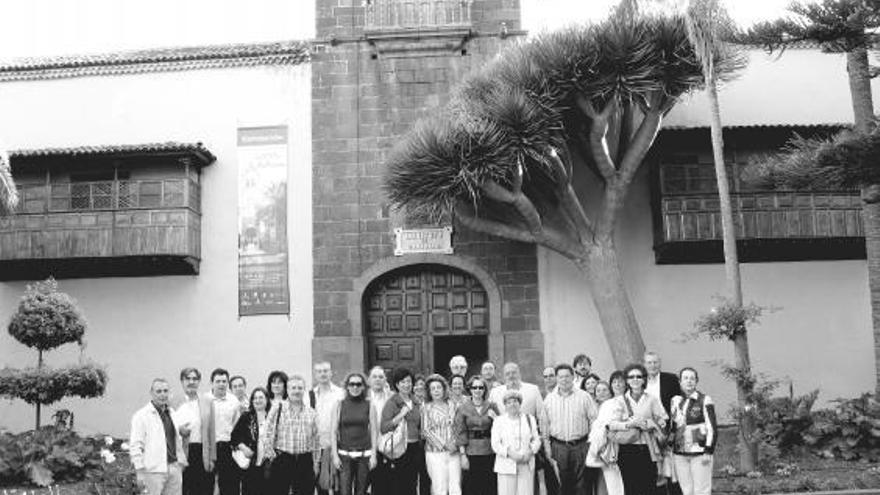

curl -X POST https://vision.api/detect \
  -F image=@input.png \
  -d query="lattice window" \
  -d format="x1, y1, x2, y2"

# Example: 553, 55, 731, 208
71, 183, 91, 210
118, 181, 137, 208
92, 182, 113, 209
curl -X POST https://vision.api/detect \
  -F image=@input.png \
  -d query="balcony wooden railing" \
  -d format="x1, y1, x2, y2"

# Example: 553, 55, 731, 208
365, 0, 473, 30
661, 191, 863, 243
0, 178, 202, 278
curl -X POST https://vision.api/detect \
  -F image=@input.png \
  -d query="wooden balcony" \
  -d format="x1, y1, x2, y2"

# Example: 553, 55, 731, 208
655, 191, 866, 263
365, 0, 473, 31
0, 178, 202, 280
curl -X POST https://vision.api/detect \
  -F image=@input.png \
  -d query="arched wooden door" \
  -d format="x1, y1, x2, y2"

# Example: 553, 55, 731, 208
364, 264, 489, 377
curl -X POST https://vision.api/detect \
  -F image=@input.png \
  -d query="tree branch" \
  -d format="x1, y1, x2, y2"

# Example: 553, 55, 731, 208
547, 148, 595, 243
455, 200, 585, 259
482, 179, 543, 236
454, 201, 537, 244
596, 108, 663, 238
576, 94, 618, 181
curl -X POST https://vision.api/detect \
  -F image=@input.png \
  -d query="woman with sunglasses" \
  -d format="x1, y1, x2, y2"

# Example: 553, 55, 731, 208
331, 372, 377, 495
454, 376, 499, 495
607, 364, 668, 495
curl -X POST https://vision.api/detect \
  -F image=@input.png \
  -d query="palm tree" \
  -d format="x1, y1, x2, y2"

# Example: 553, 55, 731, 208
385, 5, 744, 367
742, 0, 880, 394
685, 0, 757, 472
0, 148, 19, 214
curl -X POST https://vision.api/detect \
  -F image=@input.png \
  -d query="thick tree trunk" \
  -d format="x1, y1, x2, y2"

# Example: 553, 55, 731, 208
846, 48, 880, 395
579, 240, 646, 368
863, 186, 880, 396
36, 349, 43, 429
846, 47, 875, 135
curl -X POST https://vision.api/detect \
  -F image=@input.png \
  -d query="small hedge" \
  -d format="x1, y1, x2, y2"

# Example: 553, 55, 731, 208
8, 279, 86, 351
0, 363, 107, 405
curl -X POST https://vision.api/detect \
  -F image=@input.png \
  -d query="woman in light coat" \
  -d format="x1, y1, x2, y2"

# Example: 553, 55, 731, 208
585, 385, 625, 495
490, 390, 541, 495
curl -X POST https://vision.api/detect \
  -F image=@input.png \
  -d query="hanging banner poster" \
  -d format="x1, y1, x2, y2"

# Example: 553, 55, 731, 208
238, 125, 290, 316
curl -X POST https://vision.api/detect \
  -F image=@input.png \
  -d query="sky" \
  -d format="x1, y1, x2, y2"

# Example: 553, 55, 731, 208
0, 0, 796, 60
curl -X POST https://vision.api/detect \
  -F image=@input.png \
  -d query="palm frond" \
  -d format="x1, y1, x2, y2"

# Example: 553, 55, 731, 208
0, 149, 19, 215
742, 129, 880, 190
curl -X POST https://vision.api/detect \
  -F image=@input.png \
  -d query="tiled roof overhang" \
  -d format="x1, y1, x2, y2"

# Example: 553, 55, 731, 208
10, 142, 217, 170
0, 40, 309, 82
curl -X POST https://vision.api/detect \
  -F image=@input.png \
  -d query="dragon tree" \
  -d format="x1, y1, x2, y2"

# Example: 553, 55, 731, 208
385, 4, 744, 367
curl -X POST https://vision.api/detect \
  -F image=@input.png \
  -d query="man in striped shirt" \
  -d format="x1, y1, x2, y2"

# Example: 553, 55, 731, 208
541, 363, 599, 495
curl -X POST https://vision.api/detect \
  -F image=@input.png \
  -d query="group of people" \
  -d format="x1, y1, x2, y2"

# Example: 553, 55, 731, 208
128, 352, 717, 495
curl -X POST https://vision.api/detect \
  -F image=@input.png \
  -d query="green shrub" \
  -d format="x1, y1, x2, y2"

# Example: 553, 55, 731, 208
802, 393, 880, 461
8, 279, 86, 351
0, 428, 138, 492
0, 278, 107, 428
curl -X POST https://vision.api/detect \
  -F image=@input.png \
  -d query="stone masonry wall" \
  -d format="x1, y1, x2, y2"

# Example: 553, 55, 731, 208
311, 0, 544, 381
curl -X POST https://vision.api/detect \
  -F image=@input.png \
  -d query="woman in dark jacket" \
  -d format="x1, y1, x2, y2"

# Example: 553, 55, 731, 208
454, 376, 499, 495
231, 387, 270, 495
380, 367, 422, 495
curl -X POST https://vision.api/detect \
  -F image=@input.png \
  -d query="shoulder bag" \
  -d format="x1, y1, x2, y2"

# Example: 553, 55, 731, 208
607, 396, 641, 445
379, 403, 408, 460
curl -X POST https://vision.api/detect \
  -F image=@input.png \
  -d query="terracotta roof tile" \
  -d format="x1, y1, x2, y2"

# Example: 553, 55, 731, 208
0, 41, 309, 82
11, 142, 217, 166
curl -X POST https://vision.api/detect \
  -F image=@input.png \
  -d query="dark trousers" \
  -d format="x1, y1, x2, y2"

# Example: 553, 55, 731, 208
268, 451, 314, 495
550, 438, 597, 495
339, 455, 370, 495
369, 456, 390, 495
183, 443, 213, 495
388, 441, 421, 495
463, 454, 496, 495
618, 445, 656, 495
240, 463, 264, 495
215, 442, 240, 495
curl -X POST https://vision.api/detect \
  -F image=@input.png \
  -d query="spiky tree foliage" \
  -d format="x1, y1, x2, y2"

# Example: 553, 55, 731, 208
685, 0, 760, 471
742, 0, 880, 396
386, 5, 744, 366
0, 148, 19, 215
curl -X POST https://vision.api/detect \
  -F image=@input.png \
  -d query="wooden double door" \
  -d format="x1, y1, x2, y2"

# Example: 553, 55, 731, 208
364, 264, 489, 377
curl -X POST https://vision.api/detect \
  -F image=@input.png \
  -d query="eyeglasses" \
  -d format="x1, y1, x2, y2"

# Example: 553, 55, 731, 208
542, 374, 554, 379
470, 386, 485, 390
627, 375, 644, 380
347, 382, 365, 388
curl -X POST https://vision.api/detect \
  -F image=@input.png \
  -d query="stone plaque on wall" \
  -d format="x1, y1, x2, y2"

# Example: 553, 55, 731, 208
393, 226, 453, 256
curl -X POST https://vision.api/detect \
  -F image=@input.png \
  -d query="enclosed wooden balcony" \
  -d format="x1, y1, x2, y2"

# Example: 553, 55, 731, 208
0, 143, 215, 280
655, 191, 865, 263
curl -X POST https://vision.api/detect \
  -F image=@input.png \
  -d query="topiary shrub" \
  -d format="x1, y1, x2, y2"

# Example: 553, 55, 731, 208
0, 278, 107, 428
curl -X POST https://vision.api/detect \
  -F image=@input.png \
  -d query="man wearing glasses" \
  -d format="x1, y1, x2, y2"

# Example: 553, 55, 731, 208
541, 366, 557, 398
174, 368, 213, 495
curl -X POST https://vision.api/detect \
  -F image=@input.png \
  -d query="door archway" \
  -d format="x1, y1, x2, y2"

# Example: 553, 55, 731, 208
363, 263, 490, 376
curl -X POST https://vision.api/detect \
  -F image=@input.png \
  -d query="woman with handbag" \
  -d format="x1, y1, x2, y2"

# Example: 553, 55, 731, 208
421, 374, 462, 495
454, 376, 498, 495
584, 385, 624, 495
231, 387, 270, 495
490, 390, 541, 495
331, 372, 377, 495
607, 364, 668, 495
670, 367, 716, 495
380, 367, 423, 495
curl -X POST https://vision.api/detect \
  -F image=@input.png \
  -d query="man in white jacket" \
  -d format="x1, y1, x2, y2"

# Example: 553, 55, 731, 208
130, 378, 188, 495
